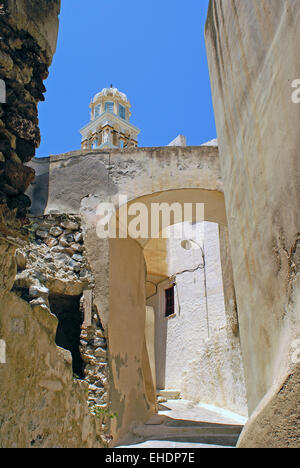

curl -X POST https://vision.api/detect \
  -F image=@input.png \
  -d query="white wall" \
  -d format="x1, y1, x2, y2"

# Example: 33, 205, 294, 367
147, 222, 248, 417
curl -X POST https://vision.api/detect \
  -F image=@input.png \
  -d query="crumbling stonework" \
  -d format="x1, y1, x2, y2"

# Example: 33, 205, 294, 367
0, 287, 103, 448
80, 314, 111, 439
0, 0, 61, 351
10, 213, 111, 446
14, 214, 93, 300
0, 214, 105, 447
0, 0, 60, 219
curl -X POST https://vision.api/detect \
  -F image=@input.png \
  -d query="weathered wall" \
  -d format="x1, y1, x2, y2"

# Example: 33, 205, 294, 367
0, 290, 102, 448
6, 0, 60, 57
0, 0, 60, 219
0, 0, 104, 449
0, 214, 114, 447
219, 225, 239, 337
0, 3, 61, 413
205, 0, 300, 447
13, 214, 110, 429
26, 146, 225, 223
0, 258, 103, 447
108, 238, 153, 445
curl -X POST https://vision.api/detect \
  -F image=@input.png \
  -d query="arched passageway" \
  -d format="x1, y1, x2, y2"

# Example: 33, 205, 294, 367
27, 146, 246, 445
106, 189, 247, 444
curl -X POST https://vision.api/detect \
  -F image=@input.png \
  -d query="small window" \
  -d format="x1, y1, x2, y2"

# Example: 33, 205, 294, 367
105, 101, 114, 113
119, 104, 126, 120
94, 105, 101, 118
165, 286, 175, 317
92, 140, 98, 149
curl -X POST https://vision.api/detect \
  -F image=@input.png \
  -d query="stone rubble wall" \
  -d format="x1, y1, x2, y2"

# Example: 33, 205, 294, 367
0, 229, 106, 448
14, 214, 94, 300
7, 214, 112, 447
80, 317, 111, 437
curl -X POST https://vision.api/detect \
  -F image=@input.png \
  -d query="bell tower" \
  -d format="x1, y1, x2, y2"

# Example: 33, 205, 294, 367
80, 86, 140, 150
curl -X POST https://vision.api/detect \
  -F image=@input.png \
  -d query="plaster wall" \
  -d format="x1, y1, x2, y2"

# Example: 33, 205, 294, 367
108, 237, 153, 445
26, 146, 224, 222
205, 0, 300, 447
0, 289, 101, 448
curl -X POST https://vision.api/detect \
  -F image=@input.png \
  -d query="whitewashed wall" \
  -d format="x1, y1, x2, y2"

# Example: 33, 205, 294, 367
147, 222, 248, 417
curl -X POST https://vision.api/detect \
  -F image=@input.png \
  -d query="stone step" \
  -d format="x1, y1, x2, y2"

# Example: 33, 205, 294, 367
133, 424, 242, 438
157, 389, 181, 400
132, 421, 243, 447
117, 441, 233, 448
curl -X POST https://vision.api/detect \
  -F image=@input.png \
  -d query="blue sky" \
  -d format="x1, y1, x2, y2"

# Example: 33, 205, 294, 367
36, 0, 215, 157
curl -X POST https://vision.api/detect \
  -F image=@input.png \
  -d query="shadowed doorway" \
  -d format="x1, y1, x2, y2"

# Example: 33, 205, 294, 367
49, 293, 85, 379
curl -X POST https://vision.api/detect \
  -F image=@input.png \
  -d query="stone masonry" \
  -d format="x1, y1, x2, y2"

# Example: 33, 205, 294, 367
12, 214, 111, 444
0, 0, 60, 220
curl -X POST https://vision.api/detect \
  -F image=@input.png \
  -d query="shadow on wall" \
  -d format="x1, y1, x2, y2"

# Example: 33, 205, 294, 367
26, 158, 50, 215
156, 318, 168, 391
147, 292, 168, 390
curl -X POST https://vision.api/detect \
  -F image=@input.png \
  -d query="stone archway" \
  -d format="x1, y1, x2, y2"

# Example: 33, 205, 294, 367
102, 188, 246, 444
27, 145, 226, 334
26, 145, 245, 445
